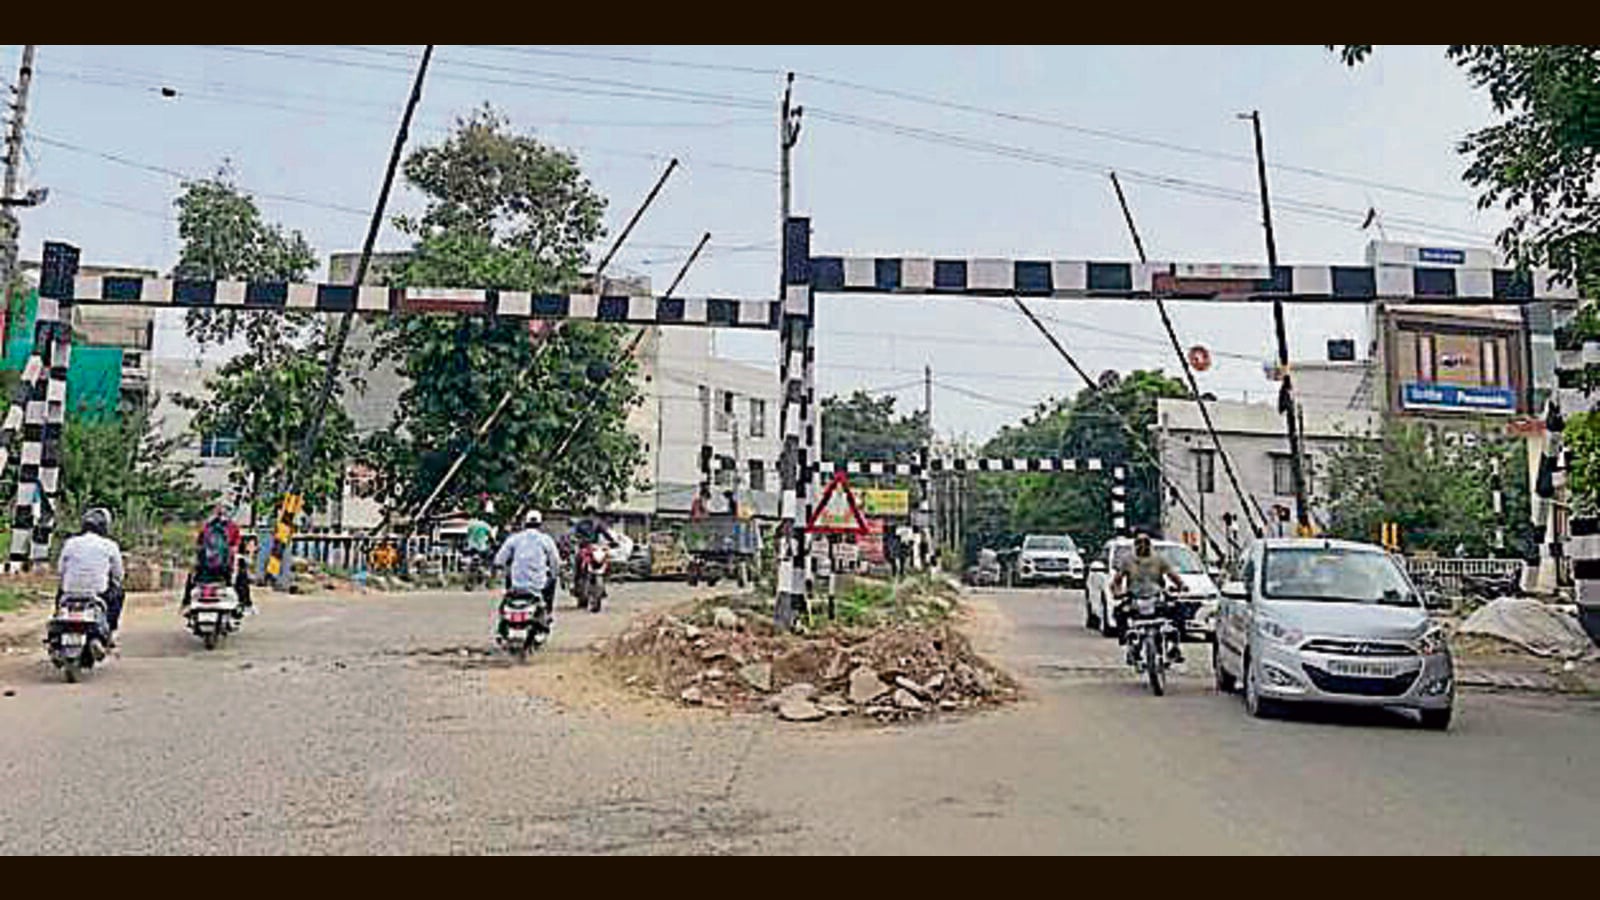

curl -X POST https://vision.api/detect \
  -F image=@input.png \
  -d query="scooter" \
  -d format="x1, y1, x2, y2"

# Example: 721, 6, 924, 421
45, 595, 111, 683
497, 589, 550, 663
184, 580, 243, 650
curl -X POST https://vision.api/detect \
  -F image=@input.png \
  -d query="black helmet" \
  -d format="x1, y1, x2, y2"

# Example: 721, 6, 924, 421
81, 507, 112, 536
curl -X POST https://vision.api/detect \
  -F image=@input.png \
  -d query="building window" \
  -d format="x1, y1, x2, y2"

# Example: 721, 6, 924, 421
1272, 454, 1294, 497
748, 459, 765, 492
715, 389, 734, 432
200, 431, 238, 459
749, 398, 766, 438
1194, 449, 1215, 494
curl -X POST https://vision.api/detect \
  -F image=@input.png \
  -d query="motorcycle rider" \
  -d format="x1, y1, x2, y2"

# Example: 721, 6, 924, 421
493, 510, 561, 628
182, 503, 248, 613
464, 514, 494, 583
57, 507, 126, 647
1110, 530, 1188, 662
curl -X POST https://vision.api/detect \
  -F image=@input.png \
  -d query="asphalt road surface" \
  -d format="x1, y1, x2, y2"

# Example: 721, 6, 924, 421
2, 584, 1597, 854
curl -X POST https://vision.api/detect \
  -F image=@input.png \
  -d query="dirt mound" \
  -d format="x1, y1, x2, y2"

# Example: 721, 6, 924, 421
598, 594, 1019, 724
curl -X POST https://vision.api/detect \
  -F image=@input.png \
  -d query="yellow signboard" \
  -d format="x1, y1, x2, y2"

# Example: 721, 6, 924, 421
860, 489, 910, 517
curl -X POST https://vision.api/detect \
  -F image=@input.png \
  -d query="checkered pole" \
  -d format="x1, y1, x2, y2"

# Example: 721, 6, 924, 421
1111, 465, 1129, 536
8, 241, 77, 571
1572, 515, 1600, 645
775, 216, 811, 630
1534, 398, 1565, 591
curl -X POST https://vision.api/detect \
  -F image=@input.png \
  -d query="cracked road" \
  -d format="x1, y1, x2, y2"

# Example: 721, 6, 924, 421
2, 584, 1597, 854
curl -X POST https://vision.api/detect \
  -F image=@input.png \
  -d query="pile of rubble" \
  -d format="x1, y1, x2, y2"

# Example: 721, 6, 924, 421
598, 594, 1019, 724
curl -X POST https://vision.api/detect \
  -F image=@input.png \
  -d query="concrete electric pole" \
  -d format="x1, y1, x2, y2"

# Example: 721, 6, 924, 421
2, 45, 39, 306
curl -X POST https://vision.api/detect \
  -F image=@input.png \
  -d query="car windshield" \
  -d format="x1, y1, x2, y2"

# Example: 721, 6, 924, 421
1262, 547, 1419, 605
1111, 544, 1205, 573
1023, 536, 1074, 552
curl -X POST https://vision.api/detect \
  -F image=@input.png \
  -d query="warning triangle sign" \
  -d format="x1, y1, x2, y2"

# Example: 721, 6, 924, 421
806, 471, 870, 535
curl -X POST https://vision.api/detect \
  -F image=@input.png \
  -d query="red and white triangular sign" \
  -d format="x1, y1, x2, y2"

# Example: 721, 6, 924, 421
806, 471, 870, 535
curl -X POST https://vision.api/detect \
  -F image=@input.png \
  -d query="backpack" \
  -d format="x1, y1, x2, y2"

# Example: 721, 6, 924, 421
198, 519, 233, 578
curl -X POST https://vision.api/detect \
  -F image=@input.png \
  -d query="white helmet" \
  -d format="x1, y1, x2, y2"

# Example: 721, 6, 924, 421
524, 509, 543, 527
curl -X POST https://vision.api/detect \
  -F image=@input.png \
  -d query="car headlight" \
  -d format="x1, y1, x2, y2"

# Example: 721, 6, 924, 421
1415, 627, 1448, 656
1255, 617, 1303, 647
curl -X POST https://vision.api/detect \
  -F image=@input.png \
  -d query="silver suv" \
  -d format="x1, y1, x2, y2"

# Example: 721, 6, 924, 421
1213, 538, 1454, 730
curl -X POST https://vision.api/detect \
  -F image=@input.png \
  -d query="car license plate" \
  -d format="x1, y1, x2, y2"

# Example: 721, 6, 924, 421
508, 628, 527, 641
1325, 658, 1402, 678
60, 633, 84, 645
196, 612, 219, 623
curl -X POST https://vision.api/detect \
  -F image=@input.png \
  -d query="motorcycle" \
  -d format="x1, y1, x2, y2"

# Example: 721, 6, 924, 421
1117, 591, 1182, 696
185, 580, 243, 650
574, 542, 610, 613
45, 595, 111, 683
463, 549, 492, 592
497, 590, 549, 663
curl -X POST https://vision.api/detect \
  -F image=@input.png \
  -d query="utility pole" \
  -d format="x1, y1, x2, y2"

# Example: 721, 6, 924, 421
266, 45, 432, 587
2, 45, 39, 308
1241, 110, 1311, 534
775, 71, 806, 630
924, 363, 935, 561
779, 73, 801, 249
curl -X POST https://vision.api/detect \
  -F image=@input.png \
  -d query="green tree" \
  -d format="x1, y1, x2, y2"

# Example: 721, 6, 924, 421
168, 172, 358, 517
361, 106, 643, 523
61, 398, 217, 552
962, 370, 1189, 562
172, 163, 320, 352
819, 391, 930, 463
1318, 419, 1535, 558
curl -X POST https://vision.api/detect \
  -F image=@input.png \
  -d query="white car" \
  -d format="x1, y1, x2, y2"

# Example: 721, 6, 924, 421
1013, 534, 1085, 587
1084, 538, 1220, 640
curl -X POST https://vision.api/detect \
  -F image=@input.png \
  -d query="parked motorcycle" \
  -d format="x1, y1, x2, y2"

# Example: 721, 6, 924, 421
1118, 591, 1182, 696
185, 581, 243, 650
574, 543, 610, 613
497, 590, 549, 663
45, 595, 111, 683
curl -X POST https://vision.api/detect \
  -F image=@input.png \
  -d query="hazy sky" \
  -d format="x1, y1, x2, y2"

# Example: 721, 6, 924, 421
7, 45, 1508, 440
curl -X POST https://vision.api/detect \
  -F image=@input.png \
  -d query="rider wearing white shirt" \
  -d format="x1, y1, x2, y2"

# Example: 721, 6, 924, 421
57, 507, 126, 644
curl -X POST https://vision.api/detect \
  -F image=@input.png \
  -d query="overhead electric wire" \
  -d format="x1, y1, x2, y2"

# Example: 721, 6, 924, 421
32, 132, 374, 218
803, 107, 1497, 244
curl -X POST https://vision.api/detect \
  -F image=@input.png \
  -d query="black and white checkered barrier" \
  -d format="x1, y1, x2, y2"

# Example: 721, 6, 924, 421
814, 458, 1129, 535
808, 256, 1580, 302
775, 217, 814, 627
1566, 516, 1600, 645
70, 275, 781, 329
7, 242, 78, 571
817, 457, 1109, 475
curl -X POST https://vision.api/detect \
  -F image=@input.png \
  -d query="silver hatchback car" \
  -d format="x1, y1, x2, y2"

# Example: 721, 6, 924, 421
1213, 538, 1454, 730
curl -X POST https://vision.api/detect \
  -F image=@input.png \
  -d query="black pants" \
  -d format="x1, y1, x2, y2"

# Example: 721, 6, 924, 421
542, 580, 556, 615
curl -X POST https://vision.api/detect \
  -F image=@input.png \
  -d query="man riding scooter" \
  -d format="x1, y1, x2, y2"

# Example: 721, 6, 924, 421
182, 504, 251, 615
57, 507, 126, 647
493, 509, 562, 637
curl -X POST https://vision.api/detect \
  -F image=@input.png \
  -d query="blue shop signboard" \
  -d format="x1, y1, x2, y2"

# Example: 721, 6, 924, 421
1402, 382, 1516, 413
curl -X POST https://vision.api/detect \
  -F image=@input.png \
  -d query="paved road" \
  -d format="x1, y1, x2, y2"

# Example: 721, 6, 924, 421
2, 584, 1596, 854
